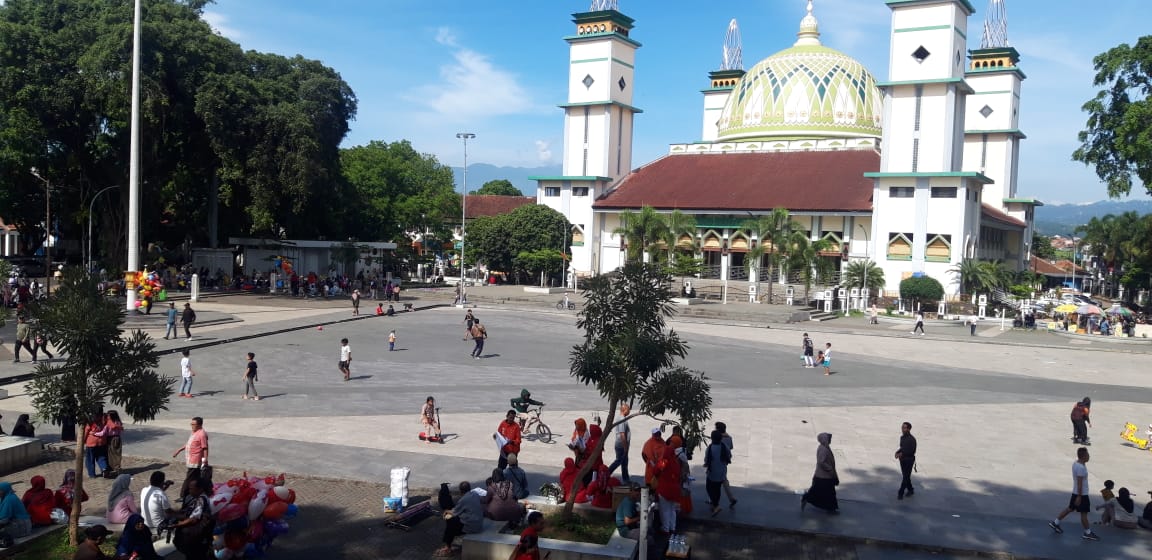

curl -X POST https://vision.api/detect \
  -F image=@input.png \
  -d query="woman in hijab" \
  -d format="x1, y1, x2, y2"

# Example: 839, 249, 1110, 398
116, 513, 161, 559
482, 468, 525, 522
801, 433, 839, 514
106, 473, 138, 524
568, 418, 589, 462
10, 414, 34, 437
104, 410, 124, 478
654, 444, 683, 534
0, 482, 32, 539
20, 475, 55, 527
1113, 487, 1140, 529
54, 469, 89, 513
558, 457, 580, 502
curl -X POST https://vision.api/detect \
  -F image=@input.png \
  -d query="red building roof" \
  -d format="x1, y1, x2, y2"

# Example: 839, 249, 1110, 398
980, 204, 1026, 228
592, 151, 879, 212
464, 195, 536, 219
1031, 256, 1087, 277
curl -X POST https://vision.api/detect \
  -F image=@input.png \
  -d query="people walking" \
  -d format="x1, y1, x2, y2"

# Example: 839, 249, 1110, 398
822, 343, 832, 376
172, 416, 209, 485
242, 352, 259, 401
181, 303, 196, 341
178, 350, 195, 398
801, 432, 839, 514
714, 421, 737, 507
704, 430, 732, 516
912, 311, 925, 336
164, 302, 179, 339
12, 316, 35, 363
802, 333, 815, 368
606, 404, 632, 483
30, 322, 53, 360
104, 411, 124, 478
462, 310, 475, 340
895, 422, 917, 500
1048, 447, 1099, 541
495, 410, 522, 470
470, 319, 487, 360
351, 289, 360, 316
339, 338, 351, 381
1071, 398, 1092, 444
389, 330, 397, 351
83, 412, 109, 478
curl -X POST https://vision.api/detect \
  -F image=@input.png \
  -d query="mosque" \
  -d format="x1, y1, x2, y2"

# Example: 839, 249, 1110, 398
533, 0, 1039, 300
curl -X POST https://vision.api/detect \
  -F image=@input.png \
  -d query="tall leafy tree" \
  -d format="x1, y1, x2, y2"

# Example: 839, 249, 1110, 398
842, 258, 884, 297
466, 204, 568, 282
742, 208, 800, 303
660, 210, 697, 264
473, 179, 523, 196
566, 262, 711, 516
27, 269, 172, 544
339, 140, 458, 242
900, 276, 944, 309
792, 237, 835, 302
1072, 36, 1152, 197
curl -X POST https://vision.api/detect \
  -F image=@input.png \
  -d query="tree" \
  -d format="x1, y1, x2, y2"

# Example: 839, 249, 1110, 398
467, 204, 568, 283
949, 258, 996, 296
667, 253, 703, 287
613, 206, 667, 263
660, 210, 697, 265
26, 269, 172, 544
515, 249, 565, 286
742, 208, 800, 303
339, 140, 458, 242
566, 262, 711, 516
842, 258, 885, 297
1072, 36, 1152, 198
474, 179, 523, 196
1032, 233, 1058, 260
899, 276, 944, 309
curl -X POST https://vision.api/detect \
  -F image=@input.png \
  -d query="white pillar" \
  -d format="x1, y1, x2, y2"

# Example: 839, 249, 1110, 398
125, 0, 143, 312
190, 274, 200, 303
720, 252, 730, 304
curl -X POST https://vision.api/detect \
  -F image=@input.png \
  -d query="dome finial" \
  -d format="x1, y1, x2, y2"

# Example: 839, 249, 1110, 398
795, 0, 821, 47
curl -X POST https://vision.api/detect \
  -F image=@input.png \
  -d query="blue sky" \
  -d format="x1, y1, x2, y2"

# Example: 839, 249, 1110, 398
202, 0, 1150, 204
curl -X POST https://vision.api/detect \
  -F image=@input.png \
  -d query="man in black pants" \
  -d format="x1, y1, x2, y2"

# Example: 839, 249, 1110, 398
895, 422, 917, 500
469, 319, 486, 359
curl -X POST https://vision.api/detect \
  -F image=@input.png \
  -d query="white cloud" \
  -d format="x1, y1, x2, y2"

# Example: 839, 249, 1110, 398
202, 11, 244, 41
1012, 33, 1094, 74
407, 30, 537, 119
534, 140, 553, 163
808, 0, 889, 52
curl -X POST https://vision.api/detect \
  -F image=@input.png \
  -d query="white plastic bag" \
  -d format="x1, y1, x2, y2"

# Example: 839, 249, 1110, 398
390, 467, 410, 506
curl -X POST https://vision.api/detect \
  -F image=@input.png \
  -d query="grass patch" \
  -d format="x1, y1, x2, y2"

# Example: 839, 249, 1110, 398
541, 512, 616, 545
9, 527, 117, 560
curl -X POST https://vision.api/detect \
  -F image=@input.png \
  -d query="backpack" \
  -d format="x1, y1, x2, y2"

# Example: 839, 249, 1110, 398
1071, 403, 1085, 421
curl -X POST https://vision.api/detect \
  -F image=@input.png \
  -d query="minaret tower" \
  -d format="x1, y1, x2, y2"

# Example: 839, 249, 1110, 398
701, 19, 745, 141
533, 0, 641, 276
963, 0, 1039, 266
866, 0, 992, 295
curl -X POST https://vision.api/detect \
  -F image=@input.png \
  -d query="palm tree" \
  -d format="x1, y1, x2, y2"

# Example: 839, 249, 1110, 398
843, 259, 885, 297
613, 206, 667, 263
742, 208, 800, 304
950, 258, 991, 296
788, 234, 833, 303
661, 210, 697, 265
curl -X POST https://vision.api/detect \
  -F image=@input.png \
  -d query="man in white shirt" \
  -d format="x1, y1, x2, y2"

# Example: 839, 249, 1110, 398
339, 338, 351, 381
140, 471, 177, 532
179, 349, 195, 398
1049, 447, 1099, 541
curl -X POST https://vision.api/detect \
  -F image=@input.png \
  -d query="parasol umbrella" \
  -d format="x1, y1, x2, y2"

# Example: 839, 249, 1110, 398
1106, 306, 1133, 317
1076, 304, 1103, 315
1054, 303, 1078, 313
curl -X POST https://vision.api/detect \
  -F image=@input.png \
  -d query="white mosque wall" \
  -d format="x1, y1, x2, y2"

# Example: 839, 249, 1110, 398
963, 136, 1014, 203
887, 4, 969, 84
596, 213, 625, 274
701, 91, 729, 142
964, 73, 1020, 131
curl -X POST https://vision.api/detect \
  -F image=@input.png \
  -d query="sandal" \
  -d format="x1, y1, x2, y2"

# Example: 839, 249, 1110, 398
432, 547, 455, 557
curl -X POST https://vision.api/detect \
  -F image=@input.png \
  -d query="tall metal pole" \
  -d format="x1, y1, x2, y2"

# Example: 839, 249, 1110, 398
126, 0, 143, 311
88, 186, 120, 274
456, 132, 475, 302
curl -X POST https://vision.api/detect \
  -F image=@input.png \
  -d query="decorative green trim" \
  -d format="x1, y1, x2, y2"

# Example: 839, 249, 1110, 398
570, 242, 586, 247
877, 77, 975, 94
964, 129, 1027, 139
865, 171, 994, 184
564, 33, 643, 48
700, 87, 734, 93
702, 107, 723, 111
529, 175, 611, 182
969, 90, 1013, 95
558, 100, 644, 114
1003, 197, 1044, 206
885, 0, 976, 15
925, 256, 951, 263
966, 67, 1027, 80
572, 10, 635, 29
894, 25, 950, 33
970, 46, 1020, 63
708, 69, 746, 79
956, 27, 966, 39
612, 57, 634, 69
570, 57, 609, 64
886, 255, 913, 261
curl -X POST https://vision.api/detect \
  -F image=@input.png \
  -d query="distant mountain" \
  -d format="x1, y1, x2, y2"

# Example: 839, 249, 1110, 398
1034, 199, 1152, 235
450, 163, 562, 195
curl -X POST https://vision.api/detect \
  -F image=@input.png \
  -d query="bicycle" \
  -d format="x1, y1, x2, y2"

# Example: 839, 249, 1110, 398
555, 299, 575, 310
520, 406, 553, 444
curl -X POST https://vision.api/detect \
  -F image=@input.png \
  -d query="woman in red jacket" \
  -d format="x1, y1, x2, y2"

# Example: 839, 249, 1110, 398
20, 476, 55, 526
654, 445, 682, 534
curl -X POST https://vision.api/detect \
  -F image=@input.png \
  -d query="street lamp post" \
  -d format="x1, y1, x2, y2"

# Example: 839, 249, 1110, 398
456, 132, 475, 303
126, 0, 143, 311
29, 168, 51, 294
88, 186, 120, 274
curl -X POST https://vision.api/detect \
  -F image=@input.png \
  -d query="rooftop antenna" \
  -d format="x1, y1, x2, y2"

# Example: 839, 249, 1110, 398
980, 0, 1008, 48
721, 19, 743, 71
590, 0, 618, 11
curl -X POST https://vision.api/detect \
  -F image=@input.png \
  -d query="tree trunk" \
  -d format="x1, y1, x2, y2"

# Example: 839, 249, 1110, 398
562, 398, 619, 518
70, 423, 84, 545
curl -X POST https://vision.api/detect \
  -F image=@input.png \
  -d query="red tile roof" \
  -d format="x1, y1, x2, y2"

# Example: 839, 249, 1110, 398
464, 195, 536, 219
592, 151, 879, 212
980, 204, 1026, 228
1031, 256, 1087, 276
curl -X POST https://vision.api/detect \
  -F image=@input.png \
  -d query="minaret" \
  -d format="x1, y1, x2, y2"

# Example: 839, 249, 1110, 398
701, 19, 745, 142
963, 0, 1039, 266
866, 0, 992, 295
533, 1, 641, 276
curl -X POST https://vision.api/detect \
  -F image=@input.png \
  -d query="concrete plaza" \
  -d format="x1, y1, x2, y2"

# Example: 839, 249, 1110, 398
3, 292, 1152, 559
